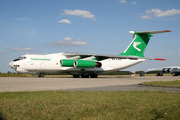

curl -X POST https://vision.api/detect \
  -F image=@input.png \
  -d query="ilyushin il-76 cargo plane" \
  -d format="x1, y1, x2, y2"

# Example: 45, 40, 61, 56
9, 30, 171, 78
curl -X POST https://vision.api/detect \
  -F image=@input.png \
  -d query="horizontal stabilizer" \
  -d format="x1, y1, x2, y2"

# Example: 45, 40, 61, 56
154, 58, 166, 61
129, 30, 171, 34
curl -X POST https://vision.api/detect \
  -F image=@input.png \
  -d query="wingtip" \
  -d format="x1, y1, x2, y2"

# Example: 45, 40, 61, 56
154, 58, 166, 61
164, 30, 172, 32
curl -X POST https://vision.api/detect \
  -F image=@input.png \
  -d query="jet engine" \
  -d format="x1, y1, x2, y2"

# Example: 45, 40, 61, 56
74, 60, 102, 68
60, 59, 75, 67
60, 59, 102, 68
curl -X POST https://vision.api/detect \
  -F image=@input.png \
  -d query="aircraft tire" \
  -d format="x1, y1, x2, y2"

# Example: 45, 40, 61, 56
90, 74, 98, 78
73, 75, 80, 78
81, 74, 89, 78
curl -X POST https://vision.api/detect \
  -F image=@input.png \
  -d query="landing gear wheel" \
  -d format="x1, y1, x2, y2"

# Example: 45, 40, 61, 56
81, 74, 89, 78
73, 75, 80, 78
90, 74, 98, 78
173, 73, 178, 76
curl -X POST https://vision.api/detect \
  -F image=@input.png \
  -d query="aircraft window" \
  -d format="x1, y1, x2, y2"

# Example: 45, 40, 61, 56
18, 57, 26, 59
13, 56, 27, 61
14, 65, 20, 67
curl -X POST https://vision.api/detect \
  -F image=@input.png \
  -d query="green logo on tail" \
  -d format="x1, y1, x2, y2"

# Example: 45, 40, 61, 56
119, 32, 153, 57
133, 42, 141, 51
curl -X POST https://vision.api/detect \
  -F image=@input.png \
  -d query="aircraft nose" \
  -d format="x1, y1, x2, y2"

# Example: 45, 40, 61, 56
9, 61, 14, 69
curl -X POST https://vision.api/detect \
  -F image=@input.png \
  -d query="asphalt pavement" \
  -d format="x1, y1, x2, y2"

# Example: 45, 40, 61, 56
0, 76, 180, 92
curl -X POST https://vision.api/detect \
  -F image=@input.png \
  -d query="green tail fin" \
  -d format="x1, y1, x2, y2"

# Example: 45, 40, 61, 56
119, 31, 153, 57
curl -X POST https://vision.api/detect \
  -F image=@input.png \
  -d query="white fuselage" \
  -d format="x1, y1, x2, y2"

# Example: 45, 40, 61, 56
9, 53, 146, 75
170, 68, 180, 75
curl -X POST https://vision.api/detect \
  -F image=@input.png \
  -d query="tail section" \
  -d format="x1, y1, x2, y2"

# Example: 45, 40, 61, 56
119, 30, 171, 57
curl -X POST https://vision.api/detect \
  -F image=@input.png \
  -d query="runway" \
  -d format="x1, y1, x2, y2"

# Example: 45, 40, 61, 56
0, 76, 180, 92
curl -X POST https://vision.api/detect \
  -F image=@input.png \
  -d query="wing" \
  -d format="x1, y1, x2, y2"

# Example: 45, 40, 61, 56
62, 52, 165, 61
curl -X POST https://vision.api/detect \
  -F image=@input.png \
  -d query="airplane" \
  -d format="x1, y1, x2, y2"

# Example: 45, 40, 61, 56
9, 30, 171, 78
147, 66, 180, 76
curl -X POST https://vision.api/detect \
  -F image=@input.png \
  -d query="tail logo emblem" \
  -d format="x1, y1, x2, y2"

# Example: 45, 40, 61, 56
133, 42, 141, 51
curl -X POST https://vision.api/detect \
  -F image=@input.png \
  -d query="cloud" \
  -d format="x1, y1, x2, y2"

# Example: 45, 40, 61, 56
11, 47, 37, 52
58, 19, 71, 24
119, 0, 126, 3
64, 37, 72, 41
147, 8, 180, 17
49, 37, 88, 47
0, 50, 3, 54
140, 15, 152, 19
62, 9, 96, 21
141, 8, 180, 19
132, 2, 137, 4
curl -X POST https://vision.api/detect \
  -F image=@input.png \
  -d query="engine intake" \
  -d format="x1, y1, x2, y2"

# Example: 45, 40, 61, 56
60, 59, 75, 67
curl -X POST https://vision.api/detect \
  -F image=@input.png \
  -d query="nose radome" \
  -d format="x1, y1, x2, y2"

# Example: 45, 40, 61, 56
9, 61, 14, 68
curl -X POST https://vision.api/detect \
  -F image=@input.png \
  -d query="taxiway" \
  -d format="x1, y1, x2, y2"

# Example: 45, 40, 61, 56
0, 76, 180, 92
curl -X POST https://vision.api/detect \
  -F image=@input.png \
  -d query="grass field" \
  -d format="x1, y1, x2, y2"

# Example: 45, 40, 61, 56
0, 91, 180, 120
0, 73, 31, 77
0, 74, 179, 119
140, 80, 180, 88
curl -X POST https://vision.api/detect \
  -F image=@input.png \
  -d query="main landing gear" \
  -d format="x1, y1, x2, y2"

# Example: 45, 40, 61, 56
38, 73, 45, 78
73, 74, 98, 78
172, 73, 178, 76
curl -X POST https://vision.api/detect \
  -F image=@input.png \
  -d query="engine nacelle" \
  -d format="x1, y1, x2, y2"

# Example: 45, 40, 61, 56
74, 60, 102, 68
60, 59, 75, 67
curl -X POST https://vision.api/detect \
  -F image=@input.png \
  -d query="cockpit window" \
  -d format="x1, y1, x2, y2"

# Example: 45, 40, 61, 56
13, 56, 27, 61
18, 56, 26, 59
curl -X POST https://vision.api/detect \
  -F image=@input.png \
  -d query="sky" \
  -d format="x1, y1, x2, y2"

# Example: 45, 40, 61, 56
0, 0, 180, 73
